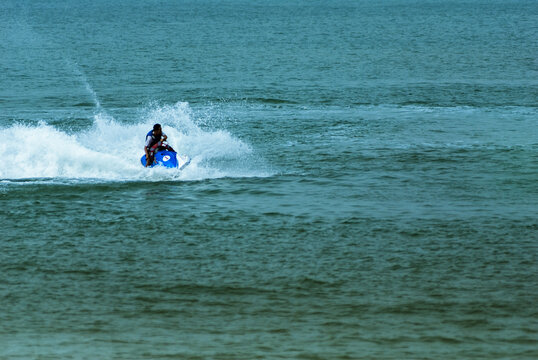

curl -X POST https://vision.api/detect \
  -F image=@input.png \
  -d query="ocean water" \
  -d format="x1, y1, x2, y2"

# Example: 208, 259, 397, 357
1, 0, 537, 359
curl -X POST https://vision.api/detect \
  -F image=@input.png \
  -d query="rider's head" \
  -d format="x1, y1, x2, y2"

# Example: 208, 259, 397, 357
153, 123, 162, 136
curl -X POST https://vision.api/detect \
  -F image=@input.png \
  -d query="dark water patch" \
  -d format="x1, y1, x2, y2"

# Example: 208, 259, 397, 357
61, 268, 107, 276
521, 327, 538, 334
139, 354, 205, 360
250, 97, 298, 105
293, 276, 343, 290
296, 353, 328, 360
132, 295, 200, 304
134, 282, 272, 298
421, 336, 463, 344
502, 337, 538, 345
73, 102, 95, 107
444, 317, 491, 328
136, 307, 192, 317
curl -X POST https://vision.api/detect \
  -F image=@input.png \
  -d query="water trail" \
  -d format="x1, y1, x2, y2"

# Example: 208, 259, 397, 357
3, 11, 102, 112
0, 102, 271, 183
65, 59, 103, 111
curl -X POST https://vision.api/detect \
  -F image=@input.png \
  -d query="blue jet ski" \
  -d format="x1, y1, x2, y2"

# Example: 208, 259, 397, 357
140, 150, 191, 169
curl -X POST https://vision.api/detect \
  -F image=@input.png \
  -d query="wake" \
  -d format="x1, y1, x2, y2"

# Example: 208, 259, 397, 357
0, 102, 269, 183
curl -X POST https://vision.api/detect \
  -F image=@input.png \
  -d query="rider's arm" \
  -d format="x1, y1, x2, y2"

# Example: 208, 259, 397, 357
144, 146, 151, 166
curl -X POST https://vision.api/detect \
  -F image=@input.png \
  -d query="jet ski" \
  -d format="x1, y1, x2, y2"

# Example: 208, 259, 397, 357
140, 147, 191, 169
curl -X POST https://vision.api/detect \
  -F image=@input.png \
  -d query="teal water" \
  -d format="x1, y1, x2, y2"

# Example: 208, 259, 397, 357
1, 1, 537, 359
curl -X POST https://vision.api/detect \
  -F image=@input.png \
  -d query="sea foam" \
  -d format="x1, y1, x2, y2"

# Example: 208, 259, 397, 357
0, 102, 266, 182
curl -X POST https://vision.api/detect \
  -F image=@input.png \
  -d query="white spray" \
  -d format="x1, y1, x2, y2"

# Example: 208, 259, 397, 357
0, 102, 269, 182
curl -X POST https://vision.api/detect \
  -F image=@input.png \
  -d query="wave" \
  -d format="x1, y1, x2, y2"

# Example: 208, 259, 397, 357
0, 102, 271, 183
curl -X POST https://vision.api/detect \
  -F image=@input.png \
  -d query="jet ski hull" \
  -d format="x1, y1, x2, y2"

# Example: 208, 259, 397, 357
140, 150, 190, 169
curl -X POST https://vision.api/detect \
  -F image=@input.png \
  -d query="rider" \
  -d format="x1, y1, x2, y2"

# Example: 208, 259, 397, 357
144, 123, 175, 167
